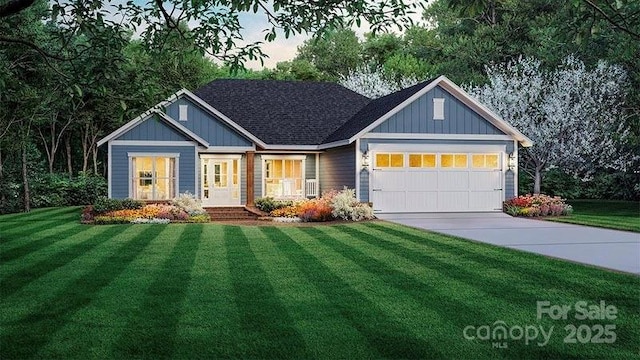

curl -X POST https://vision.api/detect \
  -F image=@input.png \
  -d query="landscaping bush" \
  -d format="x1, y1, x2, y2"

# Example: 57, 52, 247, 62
87, 193, 209, 224
255, 197, 294, 213
268, 188, 374, 222
330, 188, 375, 221
297, 199, 334, 222
93, 197, 143, 214
503, 194, 572, 217
172, 191, 206, 216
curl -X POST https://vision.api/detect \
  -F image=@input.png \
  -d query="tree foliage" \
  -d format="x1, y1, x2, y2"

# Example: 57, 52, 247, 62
467, 56, 631, 194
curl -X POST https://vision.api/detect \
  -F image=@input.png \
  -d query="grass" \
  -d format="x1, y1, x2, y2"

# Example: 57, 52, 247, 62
547, 200, 640, 232
1, 207, 639, 359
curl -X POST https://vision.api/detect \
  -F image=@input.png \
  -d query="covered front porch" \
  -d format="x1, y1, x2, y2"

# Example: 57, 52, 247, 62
199, 152, 319, 207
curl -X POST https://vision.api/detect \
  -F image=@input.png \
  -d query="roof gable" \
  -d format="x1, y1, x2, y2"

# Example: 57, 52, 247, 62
98, 110, 209, 147
165, 97, 253, 147
326, 76, 532, 147
370, 84, 504, 135
116, 113, 192, 142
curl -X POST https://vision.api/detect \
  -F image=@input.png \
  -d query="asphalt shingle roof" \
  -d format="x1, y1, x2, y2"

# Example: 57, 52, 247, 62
194, 79, 371, 145
193, 78, 434, 146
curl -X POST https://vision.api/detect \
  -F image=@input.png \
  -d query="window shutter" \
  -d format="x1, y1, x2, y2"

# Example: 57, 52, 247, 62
433, 98, 445, 120
179, 105, 188, 121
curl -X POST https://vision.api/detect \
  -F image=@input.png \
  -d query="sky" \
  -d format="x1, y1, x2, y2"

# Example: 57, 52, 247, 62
111, 1, 426, 70
238, 6, 427, 70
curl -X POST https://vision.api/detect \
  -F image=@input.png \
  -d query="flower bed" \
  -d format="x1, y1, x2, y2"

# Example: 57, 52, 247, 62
83, 192, 210, 224
260, 188, 375, 223
503, 194, 573, 217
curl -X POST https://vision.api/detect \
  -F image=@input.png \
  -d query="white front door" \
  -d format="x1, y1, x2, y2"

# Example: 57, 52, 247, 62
201, 156, 241, 206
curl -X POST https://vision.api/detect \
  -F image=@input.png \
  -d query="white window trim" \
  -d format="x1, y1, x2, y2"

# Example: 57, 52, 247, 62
127, 153, 180, 200
261, 155, 306, 199
433, 98, 445, 120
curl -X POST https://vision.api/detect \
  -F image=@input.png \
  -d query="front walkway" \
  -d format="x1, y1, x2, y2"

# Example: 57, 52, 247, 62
377, 212, 640, 275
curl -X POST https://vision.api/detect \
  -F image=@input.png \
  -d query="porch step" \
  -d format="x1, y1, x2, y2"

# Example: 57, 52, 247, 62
204, 207, 260, 221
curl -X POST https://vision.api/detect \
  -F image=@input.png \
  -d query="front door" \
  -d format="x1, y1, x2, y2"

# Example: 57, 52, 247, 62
201, 156, 241, 206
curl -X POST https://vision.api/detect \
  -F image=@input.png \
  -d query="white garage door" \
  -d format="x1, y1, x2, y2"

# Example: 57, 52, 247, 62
370, 148, 504, 213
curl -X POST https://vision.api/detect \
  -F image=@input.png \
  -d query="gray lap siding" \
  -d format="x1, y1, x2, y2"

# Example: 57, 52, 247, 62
110, 145, 197, 199
319, 145, 356, 194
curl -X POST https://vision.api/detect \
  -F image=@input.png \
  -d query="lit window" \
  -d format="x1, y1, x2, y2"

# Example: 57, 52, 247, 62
409, 153, 436, 168
131, 156, 177, 200
440, 154, 467, 168
264, 158, 304, 198
472, 154, 500, 169
375, 153, 404, 168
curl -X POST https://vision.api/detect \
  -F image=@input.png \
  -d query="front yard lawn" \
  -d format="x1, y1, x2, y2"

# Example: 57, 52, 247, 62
1, 207, 638, 359
548, 200, 640, 232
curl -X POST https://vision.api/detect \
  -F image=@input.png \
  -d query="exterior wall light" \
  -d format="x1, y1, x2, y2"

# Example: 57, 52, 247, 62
362, 151, 370, 171
508, 153, 516, 171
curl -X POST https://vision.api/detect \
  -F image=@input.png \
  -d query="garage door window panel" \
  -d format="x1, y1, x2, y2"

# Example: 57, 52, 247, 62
375, 153, 404, 168
440, 154, 467, 168
472, 154, 500, 169
409, 153, 436, 168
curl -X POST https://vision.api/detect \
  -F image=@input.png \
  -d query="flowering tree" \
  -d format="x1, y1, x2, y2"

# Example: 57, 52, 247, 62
467, 55, 631, 194
339, 66, 423, 98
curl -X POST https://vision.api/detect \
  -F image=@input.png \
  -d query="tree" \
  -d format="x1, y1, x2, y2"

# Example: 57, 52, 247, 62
1, 0, 419, 68
296, 28, 363, 79
467, 56, 631, 194
339, 66, 423, 98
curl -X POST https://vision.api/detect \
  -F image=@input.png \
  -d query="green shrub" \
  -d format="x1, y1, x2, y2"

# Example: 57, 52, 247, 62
93, 197, 142, 214
255, 197, 293, 213
186, 214, 210, 223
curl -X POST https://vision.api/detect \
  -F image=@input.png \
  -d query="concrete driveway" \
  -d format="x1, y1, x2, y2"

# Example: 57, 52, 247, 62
377, 212, 640, 275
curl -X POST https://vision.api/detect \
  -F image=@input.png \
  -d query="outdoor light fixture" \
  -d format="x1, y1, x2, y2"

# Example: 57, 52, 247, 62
361, 151, 370, 170
508, 153, 516, 171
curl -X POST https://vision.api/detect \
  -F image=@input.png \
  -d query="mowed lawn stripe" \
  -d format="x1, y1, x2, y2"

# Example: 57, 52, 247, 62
0, 207, 81, 223
174, 225, 243, 358
37, 224, 185, 359
223, 226, 311, 359
303, 226, 497, 358
0, 223, 90, 263
0, 219, 63, 242
112, 225, 203, 359
261, 226, 444, 359
0, 225, 168, 359
0, 224, 131, 298
241, 226, 376, 359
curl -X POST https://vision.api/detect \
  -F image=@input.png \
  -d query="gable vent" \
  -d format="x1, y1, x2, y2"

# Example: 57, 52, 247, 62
433, 98, 445, 120
179, 105, 188, 121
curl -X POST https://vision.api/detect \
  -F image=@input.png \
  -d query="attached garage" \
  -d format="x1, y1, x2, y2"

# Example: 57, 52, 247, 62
369, 144, 506, 213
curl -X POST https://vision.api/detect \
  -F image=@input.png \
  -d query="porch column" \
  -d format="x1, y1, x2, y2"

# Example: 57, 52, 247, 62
246, 151, 255, 206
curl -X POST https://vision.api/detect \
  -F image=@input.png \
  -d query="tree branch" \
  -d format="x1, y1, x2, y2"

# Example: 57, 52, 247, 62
0, 0, 34, 18
0, 36, 71, 78
582, 0, 640, 40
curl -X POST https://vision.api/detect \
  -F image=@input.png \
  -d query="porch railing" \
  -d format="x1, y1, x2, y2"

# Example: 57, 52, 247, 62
305, 179, 318, 198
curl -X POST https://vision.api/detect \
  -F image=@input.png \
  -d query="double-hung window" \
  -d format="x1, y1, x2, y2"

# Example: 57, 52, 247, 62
263, 156, 305, 198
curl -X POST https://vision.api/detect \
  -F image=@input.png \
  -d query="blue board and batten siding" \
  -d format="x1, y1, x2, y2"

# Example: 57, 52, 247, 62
372, 85, 503, 135
110, 145, 196, 198
117, 115, 192, 141
166, 97, 252, 147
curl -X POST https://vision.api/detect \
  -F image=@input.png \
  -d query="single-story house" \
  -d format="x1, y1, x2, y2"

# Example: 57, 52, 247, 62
98, 75, 532, 213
